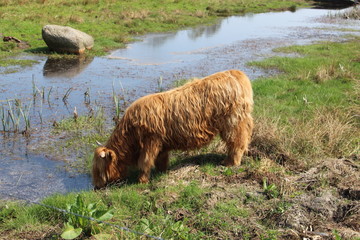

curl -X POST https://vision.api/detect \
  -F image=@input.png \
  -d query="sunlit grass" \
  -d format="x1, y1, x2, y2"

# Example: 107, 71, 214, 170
0, 0, 309, 58
250, 38, 360, 164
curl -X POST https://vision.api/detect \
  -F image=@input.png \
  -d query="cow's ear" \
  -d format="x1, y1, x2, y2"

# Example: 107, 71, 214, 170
107, 149, 116, 161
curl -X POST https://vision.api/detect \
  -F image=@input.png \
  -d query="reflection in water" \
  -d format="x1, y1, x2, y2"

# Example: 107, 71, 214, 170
0, 135, 92, 202
187, 21, 222, 40
146, 32, 178, 48
312, 0, 357, 9
0, 154, 91, 201
136, 21, 223, 49
43, 56, 94, 78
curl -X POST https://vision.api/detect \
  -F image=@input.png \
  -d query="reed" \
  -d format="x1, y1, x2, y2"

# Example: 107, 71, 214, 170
84, 87, 91, 104
0, 99, 32, 133
47, 86, 53, 104
31, 75, 42, 99
63, 88, 73, 103
7, 100, 22, 132
41, 86, 45, 100
0, 105, 7, 131
38, 99, 43, 124
157, 76, 164, 92
112, 81, 121, 121
20, 102, 32, 133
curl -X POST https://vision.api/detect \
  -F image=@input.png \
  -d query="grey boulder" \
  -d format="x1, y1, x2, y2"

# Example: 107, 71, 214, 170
42, 25, 94, 54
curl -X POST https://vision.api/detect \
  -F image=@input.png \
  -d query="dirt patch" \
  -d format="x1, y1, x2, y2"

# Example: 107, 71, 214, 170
158, 156, 360, 239
295, 158, 360, 194
276, 158, 360, 239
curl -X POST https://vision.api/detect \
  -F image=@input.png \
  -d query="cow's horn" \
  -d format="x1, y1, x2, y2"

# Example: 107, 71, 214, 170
96, 140, 103, 146
99, 151, 106, 158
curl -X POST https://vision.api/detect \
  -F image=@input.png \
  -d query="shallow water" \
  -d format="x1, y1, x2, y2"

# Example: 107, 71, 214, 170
1, 7, 359, 201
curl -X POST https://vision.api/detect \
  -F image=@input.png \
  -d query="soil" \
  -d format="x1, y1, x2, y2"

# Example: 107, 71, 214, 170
157, 156, 360, 239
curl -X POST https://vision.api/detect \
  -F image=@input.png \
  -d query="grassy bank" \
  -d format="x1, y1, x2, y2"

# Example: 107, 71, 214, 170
1, 34, 359, 239
0, 0, 308, 65
250, 38, 360, 163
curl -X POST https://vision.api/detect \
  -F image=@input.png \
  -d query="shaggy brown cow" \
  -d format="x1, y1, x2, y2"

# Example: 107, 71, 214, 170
92, 70, 253, 188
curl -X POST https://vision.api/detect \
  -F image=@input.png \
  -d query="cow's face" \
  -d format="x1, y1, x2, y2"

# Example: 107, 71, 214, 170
92, 147, 117, 189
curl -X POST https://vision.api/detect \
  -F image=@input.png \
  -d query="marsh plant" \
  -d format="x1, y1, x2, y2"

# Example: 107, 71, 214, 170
112, 80, 128, 122
61, 194, 114, 239
84, 87, 91, 105
112, 82, 121, 122
157, 76, 164, 92
63, 87, 73, 103
328, 6, 360, 20
0, 100, 32, 133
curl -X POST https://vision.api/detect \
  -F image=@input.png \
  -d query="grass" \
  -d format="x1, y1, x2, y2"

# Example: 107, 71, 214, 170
250, 38, 360, 163
0, 0, 309, 69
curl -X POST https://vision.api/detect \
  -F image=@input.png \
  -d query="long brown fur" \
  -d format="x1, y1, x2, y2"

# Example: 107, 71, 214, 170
92, 70, 254, 188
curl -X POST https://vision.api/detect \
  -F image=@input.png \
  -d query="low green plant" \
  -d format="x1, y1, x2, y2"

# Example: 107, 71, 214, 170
332, 230, 343, 240
262, 178, 279, 199
176, 182, 205, 210
0, 203, 16, 223
61, 194, 114, 239
173, 79, 190, 88
222, 166, 235, 176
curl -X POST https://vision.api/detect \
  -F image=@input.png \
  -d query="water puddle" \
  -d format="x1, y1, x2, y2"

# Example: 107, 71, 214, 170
1, 7, 359, 201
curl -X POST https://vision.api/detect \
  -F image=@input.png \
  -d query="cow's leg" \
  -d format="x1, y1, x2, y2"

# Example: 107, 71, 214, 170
138, 137, 162, 183
155, 150, 169, 172
221, 116, 253, 166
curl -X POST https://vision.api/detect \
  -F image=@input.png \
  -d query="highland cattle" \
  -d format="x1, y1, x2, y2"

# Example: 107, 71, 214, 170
92, 70, 253, 188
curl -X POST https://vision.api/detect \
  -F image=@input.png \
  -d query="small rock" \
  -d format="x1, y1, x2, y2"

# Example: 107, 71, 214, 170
42, 25, 94, 54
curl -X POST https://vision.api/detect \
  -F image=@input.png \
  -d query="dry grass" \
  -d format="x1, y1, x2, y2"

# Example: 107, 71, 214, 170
295, 63, 357, 83
250, 107, 359, 171
314, 65, 337, 83
158, 10, 183, 24
192, 10, 208, 18
249, 114, 299, 168
351, 71, 360, 120
314, 63, 356, 83
119, 9, 151, 20
69, 15, 84, 24
336, 6, 360, 20
290, 108, 359, 159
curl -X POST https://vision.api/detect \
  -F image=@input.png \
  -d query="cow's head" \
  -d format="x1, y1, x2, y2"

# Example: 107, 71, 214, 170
92, 146, 119, 190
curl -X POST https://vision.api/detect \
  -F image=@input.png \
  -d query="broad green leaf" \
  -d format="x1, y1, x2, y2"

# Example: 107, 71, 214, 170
61, 223, 82, 240
94, 209, 114, 221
